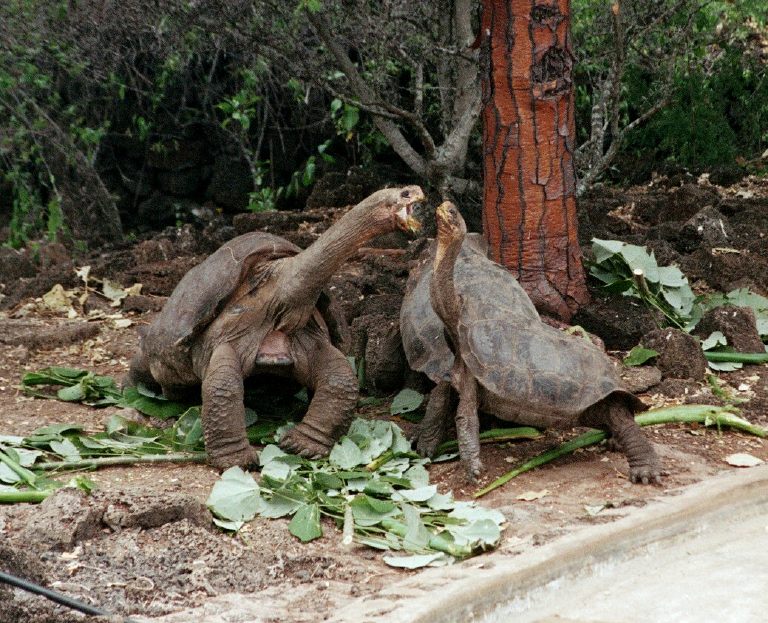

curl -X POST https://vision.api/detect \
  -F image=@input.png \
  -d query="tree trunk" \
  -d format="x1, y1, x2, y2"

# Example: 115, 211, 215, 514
480, 0, 588, 321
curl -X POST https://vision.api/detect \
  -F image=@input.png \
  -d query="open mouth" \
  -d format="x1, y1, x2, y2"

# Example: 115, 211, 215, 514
397, 197, 424, 233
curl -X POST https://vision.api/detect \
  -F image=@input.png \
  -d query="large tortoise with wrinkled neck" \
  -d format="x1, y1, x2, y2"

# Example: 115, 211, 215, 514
400, 202, 661, 484
126, 186, 424, 470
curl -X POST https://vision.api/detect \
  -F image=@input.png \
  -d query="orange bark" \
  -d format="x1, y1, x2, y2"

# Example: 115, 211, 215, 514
480, 0, 588, 321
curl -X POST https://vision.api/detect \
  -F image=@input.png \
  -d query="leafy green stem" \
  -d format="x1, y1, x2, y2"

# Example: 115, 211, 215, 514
474, 405, 766, 497
36, 452, 208, 471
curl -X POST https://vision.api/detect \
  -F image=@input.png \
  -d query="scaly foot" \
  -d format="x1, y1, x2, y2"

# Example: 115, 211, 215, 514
279, 424, 334, 459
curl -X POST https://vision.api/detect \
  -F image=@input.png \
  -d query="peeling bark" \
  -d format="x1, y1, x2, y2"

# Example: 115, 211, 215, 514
480, 0, 588, 321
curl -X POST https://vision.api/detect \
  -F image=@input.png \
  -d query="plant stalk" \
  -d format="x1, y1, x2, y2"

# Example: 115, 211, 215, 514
474, 405, 767, 497
36, 452, 208, 471
0, 489, 51, 504
380, 518, 470, 558
704, 351, 768, 364
435, 427, 542, 456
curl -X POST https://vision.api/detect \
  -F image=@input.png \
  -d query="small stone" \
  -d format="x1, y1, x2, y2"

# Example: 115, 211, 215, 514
641, 328, 708, 380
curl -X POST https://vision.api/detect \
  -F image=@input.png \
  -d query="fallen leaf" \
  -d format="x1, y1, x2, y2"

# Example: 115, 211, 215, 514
724, 453, 764, 468
516, 489, 550, 502
114, 318, 133, 329
584, 504, 605, 517
42, 284, 76, 314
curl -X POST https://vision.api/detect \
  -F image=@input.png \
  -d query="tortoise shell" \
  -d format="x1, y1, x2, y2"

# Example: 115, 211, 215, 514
145, 232, 347, 361
400, 236, 636, 420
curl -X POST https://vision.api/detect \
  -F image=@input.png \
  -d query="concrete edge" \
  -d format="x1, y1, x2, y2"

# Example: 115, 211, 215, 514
328, 465, 768, 623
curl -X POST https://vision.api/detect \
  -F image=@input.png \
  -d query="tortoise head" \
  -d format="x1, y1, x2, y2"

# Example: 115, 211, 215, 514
354, 185, 424, 234
435, 201, 466, 242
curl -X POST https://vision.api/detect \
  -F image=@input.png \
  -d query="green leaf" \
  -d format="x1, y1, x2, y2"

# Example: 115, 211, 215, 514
701, 331, 728, 351
707, 360, 743, 372
49, 439, 81, 461
172, 408, 203, 449
329, 437, 364, 469
403, 464, 429, 488
402, 505, 431, 552
350, 494, 398, 526
308, 471, 341, 490
363, 479, 395, 498
390, 389, 424, 415
119, 386, 189, 419
206, 466, 261, 523
623, 346, 659, 366
57, 383, 85, 401
394, 485, 438, 503
382, 553, 451, 569
258, 491, 303, 518
657, 266, 688, 287
341, 105, 359, 132
445, 518, 501, 550
591, 238, 627, 263
289, 503, 323, 542
619, 244, 660, 283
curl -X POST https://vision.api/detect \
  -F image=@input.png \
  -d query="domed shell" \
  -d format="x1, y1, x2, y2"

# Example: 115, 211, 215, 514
146, 232, 299, 354
454, 254, 631, 419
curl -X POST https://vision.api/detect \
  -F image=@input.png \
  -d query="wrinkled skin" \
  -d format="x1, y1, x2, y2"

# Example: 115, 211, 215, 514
408, 202, 662, 484
126, 186, 424, 469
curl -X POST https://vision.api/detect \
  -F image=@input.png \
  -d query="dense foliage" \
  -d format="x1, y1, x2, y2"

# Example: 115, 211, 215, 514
0, 0, 765, 247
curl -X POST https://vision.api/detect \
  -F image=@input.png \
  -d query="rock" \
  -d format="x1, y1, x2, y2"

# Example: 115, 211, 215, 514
620, 365, 663, 394
0, 247, 36, 284
122, 294, 166, 313
156, 166, 208, 197
146, 139, 210, 170
641, 328, 708, 380
676, 206, 732, 253
133, 238, 175, 264
206, 157, 253, 211
20, 488, 212, 551
351, 294, 406, 394
695, 306, 765, 353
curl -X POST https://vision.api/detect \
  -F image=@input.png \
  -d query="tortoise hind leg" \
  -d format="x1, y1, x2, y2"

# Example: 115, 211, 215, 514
280, 333, 358, 458
580, 395, 662, 485
411, 381, 454, 458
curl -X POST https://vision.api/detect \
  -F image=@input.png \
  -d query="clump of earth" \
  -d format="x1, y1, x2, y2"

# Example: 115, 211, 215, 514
0, 175, 766, 622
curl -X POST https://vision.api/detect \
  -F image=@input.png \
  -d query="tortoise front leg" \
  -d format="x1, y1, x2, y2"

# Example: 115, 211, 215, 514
280, 338, 358, 458
411, 381, 453, 458
454, 363, 483, 481
201, 343, 258, 470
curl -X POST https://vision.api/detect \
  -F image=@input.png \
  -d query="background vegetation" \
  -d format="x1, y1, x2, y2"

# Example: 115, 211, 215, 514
0, 0, 765, 249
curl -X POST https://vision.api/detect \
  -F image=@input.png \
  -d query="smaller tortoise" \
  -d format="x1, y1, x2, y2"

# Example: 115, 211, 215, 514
400, 202, 661, 483
127, 186, 424, 470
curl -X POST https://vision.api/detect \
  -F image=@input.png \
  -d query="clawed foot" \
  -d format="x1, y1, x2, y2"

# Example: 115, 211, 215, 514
463, 455, 484, 483
208, 445, 259, 471
408, 424, 445, 458
279, 425, 334, 459
629, 460, 664, 485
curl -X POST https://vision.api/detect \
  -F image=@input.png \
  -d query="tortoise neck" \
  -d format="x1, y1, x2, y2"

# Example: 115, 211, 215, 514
430, 229, 463, 347
281, 203, 390, 306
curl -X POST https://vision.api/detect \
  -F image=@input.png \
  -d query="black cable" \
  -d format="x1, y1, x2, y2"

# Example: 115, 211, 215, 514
0, 569, 139, 622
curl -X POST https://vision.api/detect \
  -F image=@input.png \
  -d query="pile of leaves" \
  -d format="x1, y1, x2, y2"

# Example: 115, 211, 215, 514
207, 419, 504, 569
590, 238, 768, 370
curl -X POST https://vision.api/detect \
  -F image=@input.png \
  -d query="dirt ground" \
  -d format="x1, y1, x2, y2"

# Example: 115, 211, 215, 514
0, 175, 766, 622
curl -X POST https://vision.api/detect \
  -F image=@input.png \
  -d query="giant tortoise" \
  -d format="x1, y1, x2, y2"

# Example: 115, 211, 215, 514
400, 202, 661, 483
126, 186, 423, 469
